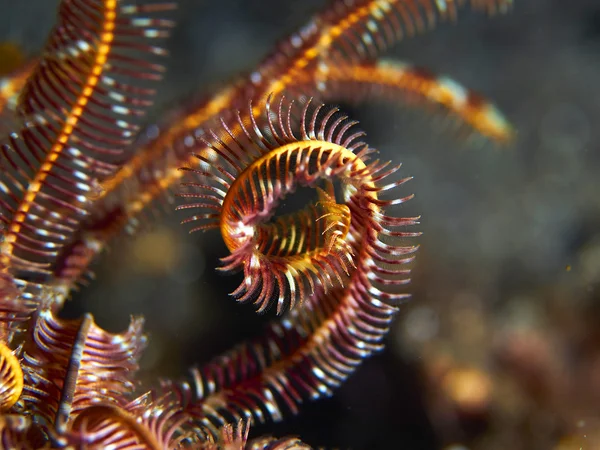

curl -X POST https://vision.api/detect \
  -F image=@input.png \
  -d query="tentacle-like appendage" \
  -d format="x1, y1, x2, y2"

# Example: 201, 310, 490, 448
45, 85, 242, 297
0, 26, 103, 121
62, 402, 189, 450
178, 96, 418, 314
158, 96, 419, 434
20, 309, 146, 432
316, 60, 514, 144
315, 0, 513, 64
255, 0, 513, 100
94, 84, 243, 227
0, 0, 175, 305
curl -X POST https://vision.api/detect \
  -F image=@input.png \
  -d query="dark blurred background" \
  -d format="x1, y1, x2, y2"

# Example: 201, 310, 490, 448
2, 1, 599, 449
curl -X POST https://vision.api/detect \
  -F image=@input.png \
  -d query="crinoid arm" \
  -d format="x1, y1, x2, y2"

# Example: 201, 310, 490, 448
178, 95, 419, 315
150, 95, 420, 438
313, 0, 513, 64
313, 60, 514, 144
0, 0, 175, 306
19, 309, 146, 435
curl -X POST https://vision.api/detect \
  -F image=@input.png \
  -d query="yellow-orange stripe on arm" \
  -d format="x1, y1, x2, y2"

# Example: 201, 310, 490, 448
0, 0, 175, 304
0, 0, 119, 272
318, 60, 514, 144
96, 84, 240, 211
46, 85, 240, 293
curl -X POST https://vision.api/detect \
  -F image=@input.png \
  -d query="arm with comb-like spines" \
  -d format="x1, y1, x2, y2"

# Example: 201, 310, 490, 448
45, 0, 512, 299
0, 0, 175, 309
141, 96, 419, 440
